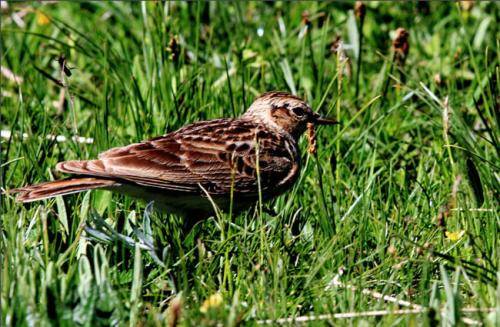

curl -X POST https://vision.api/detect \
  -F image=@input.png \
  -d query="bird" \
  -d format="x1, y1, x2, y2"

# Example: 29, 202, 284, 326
8, 91, 337, 220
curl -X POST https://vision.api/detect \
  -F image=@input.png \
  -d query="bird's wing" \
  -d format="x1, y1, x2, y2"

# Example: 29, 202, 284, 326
57, 119, 297, 195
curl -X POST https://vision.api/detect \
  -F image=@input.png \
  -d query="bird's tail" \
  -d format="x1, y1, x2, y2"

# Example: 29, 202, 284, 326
6, 177, 117, 203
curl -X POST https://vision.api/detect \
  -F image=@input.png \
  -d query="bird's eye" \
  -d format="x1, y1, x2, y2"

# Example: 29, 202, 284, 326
292, 107, 305, 117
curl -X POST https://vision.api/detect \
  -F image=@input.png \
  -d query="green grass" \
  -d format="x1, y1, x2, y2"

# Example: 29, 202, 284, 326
1, 1, 498, 325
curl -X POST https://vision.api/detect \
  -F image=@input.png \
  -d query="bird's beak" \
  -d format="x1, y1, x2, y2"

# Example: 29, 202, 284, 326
313, 113, 338, 125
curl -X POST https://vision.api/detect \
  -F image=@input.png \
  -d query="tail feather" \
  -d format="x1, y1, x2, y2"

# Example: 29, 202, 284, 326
7, 177, 117, 203
56, 160, 107, 176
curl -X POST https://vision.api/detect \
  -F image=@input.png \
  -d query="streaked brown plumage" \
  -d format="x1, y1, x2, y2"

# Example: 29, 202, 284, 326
8, 91, 336, 218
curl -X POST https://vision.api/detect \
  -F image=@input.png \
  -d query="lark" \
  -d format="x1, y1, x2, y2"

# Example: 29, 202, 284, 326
9, 92, 336, 218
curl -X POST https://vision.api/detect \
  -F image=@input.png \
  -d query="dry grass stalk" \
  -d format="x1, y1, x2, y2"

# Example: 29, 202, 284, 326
450, 175, 462, 208
54, 87, 67, 115
325, 273, 482, 326
1, 66, 23, 84
328, 277, 423, 310
1, 130, 94, 144
256, 307, 492, 325
442, 96, 456, 171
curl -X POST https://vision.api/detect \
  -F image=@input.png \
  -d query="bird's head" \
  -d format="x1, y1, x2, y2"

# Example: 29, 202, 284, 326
243, 91, 337, 138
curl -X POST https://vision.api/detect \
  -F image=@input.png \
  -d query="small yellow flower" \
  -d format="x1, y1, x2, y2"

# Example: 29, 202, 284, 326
445, 230, 465, 242
36, 11, 50, 26
200, 293, 223, 313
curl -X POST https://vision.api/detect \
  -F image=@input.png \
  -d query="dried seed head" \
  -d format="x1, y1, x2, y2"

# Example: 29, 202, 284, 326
388, 245, 397, 256
416, 246, 424, 256
57, 54, 72, 77
316, 12, 327, 28
301, 11, 311, 27
433, 73, 442, 86
354, 1, 366, 21
393, 262, 404, 270
330, 36, 352, 78
307, 122, 317, 155
437, 205, 450, 230
330, 36, 342, 54
416, 0, 430, 15
168, 35, 180, 64
459, 1, 474, 11
393, 28, 409, 56
168, 296, 182, 327
392, 27, 410, 66
406, 287, 416, 298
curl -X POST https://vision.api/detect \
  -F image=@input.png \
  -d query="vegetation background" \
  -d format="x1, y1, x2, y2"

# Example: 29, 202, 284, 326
1, 1, 498, 325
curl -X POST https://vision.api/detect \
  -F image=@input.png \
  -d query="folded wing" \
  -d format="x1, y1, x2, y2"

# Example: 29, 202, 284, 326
57, 119, 298, 196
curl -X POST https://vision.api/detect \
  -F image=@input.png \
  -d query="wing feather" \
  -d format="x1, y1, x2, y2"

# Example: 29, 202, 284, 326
57, 119, 298, 196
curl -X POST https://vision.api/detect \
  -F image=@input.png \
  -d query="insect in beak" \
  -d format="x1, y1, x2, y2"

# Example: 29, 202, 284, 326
312, 113, 338, 125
